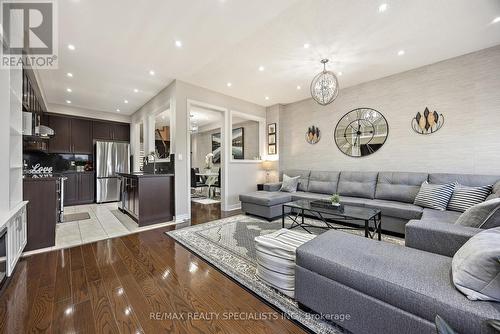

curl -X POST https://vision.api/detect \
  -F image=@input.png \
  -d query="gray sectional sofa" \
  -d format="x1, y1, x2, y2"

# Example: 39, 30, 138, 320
239, 170, 500, 234
295, 229, 500, 334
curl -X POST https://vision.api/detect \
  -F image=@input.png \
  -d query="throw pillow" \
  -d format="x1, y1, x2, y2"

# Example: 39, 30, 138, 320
447, 184, 493, 212
452, 227, 500, 302
280, 174, 300, 193
414, 181, 455, 210
486, 180, 500, 201
455, 198, 500, 228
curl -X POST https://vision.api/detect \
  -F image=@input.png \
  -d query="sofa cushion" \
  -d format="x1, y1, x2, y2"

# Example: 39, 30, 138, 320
307, 171, 340, 194
280, 174, 300, 193
297, 231, 500, 328
375, 172, 428, 204
281, 170, 311, 192
455, 198, 500, 229
290, 191, 331, 202
239, 191, 291, 206
447, 184, 493, 212
414, 181, 455, 211
338, 196, 372, 207
337, 171, 378, 199
429, 173, 500, 187
421, 209, 462, 224
364, 199, 423, 220
452, 227, 500, 302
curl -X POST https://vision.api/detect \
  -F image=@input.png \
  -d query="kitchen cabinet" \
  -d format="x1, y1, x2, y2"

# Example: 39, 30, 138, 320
71, 118, 93, 154
48, 116, 72, 153
48, 115, 93, 154
113, 123, 130, 141
93, 121, 130, 141
23, 179, 57, 251
63, 172, 79, 205
78, 172, 95, 203
63, 172, 95, 206
118, 173, 174, 226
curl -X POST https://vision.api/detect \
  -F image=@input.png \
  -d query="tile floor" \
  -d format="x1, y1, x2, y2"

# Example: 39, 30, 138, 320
24, 202, 179, 255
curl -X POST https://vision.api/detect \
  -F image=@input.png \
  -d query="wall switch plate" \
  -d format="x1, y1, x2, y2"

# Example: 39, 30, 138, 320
178, 153, 183, 161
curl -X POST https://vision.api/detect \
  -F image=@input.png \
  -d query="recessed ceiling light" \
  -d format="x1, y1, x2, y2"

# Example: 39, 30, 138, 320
258, 65, 265, 72
303, 43, 310, 49
67, 44, 76, 51
378, 3, 388, 13
66, 100, 71, 104
397, 50, 405, 56
226, 82, 232, 87
265, 96, 270, 100
124, 100, 129, 104
149, 70, 155, 76
66, 88, 72, 93
492, 17, 500, 24
66, 72, 73, 77
338, 71, 343, 76
296, 85, 301, 90
175, 40, 182, 48
133, 88, 139, 93
116, 108, 120, 112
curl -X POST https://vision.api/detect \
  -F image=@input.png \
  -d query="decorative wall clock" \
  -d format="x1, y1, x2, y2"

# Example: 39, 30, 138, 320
334, 108, 389, 157
411, 107, 444, 135
305, 125, 321, 144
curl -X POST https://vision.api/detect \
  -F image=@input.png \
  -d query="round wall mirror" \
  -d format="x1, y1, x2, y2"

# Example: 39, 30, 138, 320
334, 108, 388, 157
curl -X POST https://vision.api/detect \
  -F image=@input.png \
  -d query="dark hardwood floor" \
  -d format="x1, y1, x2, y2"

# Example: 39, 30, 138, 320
0, 202, 307, 334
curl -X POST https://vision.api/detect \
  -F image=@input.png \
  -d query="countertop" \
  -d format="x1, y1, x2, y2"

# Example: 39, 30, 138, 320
117, 172, 175, 178
23, 170, 95, 181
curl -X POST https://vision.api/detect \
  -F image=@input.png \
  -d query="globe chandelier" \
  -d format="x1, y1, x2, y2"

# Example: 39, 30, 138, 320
310, 59, 339, 106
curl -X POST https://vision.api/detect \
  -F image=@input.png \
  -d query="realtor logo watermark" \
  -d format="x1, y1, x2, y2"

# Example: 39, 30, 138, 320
1, 0, 58, 68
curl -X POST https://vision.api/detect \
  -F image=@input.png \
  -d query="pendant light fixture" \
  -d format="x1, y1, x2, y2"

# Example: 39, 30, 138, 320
310, 59, 339, 106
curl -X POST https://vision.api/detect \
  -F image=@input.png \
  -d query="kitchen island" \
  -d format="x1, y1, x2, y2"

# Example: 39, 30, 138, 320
117, 173, 175, 226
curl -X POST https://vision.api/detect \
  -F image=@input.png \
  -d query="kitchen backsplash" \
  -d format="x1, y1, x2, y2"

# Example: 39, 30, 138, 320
23, 152, 93, 174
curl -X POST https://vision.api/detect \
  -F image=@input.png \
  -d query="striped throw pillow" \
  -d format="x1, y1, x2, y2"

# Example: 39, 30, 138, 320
448, 184, 493, 212
414, 181, 455, 210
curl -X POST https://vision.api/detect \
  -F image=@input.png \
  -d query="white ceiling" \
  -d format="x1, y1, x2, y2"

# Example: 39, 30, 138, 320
38, 0, 500, 115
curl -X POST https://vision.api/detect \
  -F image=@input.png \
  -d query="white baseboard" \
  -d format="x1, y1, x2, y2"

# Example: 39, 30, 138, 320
174, 213, 190, 222
224, 203, 242, 212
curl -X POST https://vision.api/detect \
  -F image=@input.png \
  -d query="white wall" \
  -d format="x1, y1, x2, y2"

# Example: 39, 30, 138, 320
279, 45, 500, 176
176, 81, 266, 212
130, 80, 266, 218
48, 103, 131, 123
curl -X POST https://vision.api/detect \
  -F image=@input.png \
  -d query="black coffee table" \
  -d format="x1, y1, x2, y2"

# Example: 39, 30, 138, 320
282, 199, 382, 240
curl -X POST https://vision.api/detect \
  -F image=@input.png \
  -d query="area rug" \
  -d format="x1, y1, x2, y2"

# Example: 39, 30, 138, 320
62, 212, 91, 223
167, 215, 404, 334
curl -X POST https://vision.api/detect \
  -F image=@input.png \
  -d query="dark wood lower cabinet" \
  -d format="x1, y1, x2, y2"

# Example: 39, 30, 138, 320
63, 172, 95, 206
23, 178, 58, 251
119, 173, 174, 226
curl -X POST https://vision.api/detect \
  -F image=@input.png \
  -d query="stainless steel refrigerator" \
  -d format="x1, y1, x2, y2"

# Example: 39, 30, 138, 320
96, 141, 130, 203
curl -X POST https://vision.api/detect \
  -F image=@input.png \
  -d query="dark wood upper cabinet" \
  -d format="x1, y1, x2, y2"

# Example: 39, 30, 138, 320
93, 121, 113, 140
48, 116, 72, 153
93, 121, 129, 141
113, 123, 130, 141
71, 118, 93, 154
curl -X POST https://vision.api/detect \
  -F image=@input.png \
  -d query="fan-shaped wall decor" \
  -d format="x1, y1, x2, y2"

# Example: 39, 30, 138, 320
412, 107, 444, 135
305, 125, 321, 144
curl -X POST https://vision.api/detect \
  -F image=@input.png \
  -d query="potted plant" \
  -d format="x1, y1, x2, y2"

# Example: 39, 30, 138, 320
330, 193, 341, 206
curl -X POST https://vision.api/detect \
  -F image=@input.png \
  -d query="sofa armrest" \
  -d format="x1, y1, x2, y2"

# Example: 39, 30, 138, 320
405, 220, 481, 257
263, 182, 282, 192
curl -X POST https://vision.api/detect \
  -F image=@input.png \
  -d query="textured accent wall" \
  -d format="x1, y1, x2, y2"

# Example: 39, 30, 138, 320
279, 45, 500, 175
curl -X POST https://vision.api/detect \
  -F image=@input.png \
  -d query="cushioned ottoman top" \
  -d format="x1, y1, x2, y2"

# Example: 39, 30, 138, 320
239, 191, 292, 206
